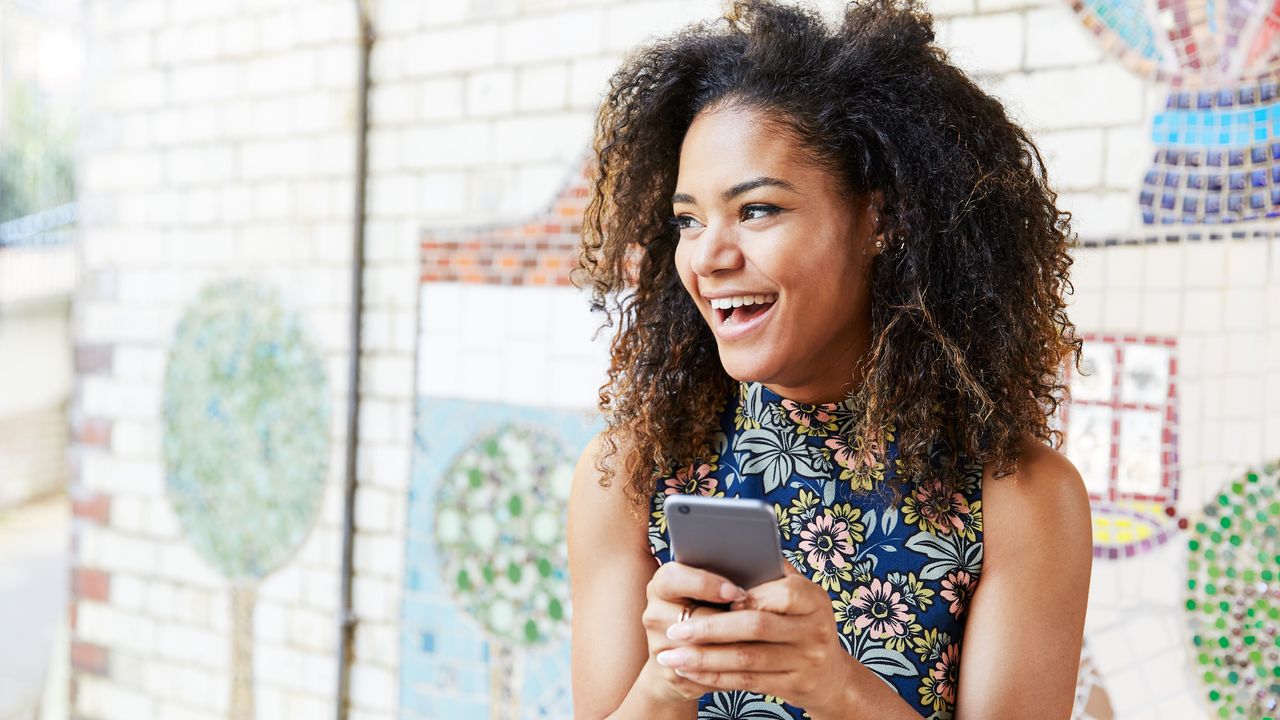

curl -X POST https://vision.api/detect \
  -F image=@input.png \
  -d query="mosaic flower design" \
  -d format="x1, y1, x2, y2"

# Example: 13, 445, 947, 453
434, 424, 573, 647
1184, 463, 1280, 718
1066, 0, 1280, 223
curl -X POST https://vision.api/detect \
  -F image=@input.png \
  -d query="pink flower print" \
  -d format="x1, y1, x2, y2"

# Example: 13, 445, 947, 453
825, 434, 856, 470
905, 479, 971, 534
782, 399, 838, 436
662, 462, 718, 497
797, 512, 856, 571
930, 642, 961, 704
940, 570, 976, 618
849, 577, 912, 640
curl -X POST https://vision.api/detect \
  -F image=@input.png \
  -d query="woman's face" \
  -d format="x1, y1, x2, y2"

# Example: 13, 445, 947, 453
672, 104, 880, 404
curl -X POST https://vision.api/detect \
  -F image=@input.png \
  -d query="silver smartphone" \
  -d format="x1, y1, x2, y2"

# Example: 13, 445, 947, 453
663, 494, 787, 590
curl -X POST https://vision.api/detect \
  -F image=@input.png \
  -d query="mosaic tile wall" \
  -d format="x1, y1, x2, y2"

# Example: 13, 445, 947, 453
1062, 224, 1280, 718
1066, 0, 1280, 224
405, 171, 606, 718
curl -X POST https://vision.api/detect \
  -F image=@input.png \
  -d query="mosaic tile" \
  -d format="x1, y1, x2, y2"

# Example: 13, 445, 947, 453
1061, 334, 1180, 558
161, 279, 330, 580
160, 279, 331, 720
401, 398, 599, 720
1184, 463, 1280, 717
1067, 0, 1280, 224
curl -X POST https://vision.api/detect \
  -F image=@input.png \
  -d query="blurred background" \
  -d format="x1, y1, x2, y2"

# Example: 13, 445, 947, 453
0, 0, 1277, 718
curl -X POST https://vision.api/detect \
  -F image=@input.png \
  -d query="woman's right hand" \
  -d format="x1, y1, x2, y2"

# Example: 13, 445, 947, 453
637, 561, 749, 704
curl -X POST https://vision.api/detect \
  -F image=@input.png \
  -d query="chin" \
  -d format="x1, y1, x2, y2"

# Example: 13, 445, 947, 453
715, 350, 778, 386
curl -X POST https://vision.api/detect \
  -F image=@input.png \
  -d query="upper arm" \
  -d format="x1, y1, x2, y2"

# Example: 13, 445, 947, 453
568, 432, 657, 718
954, 437, 1093, 720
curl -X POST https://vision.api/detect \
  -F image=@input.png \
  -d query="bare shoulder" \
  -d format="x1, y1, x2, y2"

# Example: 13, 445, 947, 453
980, 433, 1092, 571
568, 425, 650, 561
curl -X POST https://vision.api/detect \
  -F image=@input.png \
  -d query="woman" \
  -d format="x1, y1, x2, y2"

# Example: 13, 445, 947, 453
568, 1, 1093, 718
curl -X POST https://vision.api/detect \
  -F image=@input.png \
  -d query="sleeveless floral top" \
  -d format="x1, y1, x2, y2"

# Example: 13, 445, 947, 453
647, 381, 985, 720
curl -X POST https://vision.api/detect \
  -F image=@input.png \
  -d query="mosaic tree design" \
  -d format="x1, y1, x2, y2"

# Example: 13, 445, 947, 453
162, 280, 330, 720
1066, 0, 1280, 222
1185, 462, 1280, 718
434, 424, 574, 720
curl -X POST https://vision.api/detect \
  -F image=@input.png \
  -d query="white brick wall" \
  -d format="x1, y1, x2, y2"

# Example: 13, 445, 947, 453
74, 0, 1214, 718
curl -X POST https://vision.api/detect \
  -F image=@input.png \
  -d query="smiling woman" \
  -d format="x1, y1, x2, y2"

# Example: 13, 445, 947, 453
568, 1, 1092, 719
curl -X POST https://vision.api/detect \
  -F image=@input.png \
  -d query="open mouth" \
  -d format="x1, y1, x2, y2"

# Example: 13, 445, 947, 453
711, 294, 778, 328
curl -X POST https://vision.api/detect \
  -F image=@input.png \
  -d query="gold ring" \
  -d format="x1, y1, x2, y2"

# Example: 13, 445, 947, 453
678, 602, 697, 624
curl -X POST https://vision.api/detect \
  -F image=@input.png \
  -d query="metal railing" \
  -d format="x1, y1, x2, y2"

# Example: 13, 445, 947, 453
0, 203, 77, 306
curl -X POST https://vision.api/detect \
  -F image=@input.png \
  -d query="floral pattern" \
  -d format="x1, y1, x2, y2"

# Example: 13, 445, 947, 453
649, 382, 984, 720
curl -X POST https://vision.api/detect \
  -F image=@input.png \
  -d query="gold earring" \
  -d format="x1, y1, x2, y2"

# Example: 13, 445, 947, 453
874, 239, 885, 251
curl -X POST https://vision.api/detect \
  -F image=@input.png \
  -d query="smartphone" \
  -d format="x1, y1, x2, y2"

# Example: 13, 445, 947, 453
663, 494, 787, 591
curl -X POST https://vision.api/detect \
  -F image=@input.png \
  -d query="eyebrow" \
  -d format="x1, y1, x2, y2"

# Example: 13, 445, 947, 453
671, 176, 799, 206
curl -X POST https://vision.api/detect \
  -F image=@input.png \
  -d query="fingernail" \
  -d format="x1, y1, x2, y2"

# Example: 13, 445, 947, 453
721, 582, 747, 601
673, 668, 689, 678
666, 622, 692, 640
656, 648, 689, 667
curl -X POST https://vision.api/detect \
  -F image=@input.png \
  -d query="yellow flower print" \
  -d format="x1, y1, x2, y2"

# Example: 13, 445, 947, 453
828, 502, 866, 543
811, 561, 853, 592
774, 502, 793, 541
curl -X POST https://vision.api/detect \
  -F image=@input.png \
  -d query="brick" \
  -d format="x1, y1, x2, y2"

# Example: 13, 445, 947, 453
74, 345, 114, 375
568, 56, 616, 110
1025, 6, 1103, 69
73, 568, 111, 602
465, 68, 516, 117
517, 63, 569, 112
73, 417, 112, 445
1037, 129, 1104, 190
499, 9, 604, 64
349, 663, 395, 711
991, 65, 1146, 131
72, 493, 111, 524
418, 76, 465, 121
406, 24, 500, 75
946, 13, 1024, 76
71, 641, 108, 675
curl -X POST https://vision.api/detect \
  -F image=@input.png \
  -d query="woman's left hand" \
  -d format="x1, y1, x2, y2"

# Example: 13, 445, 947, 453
653, 561, 856, 715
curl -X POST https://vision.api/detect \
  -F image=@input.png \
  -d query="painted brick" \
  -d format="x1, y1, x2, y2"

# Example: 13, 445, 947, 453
499, 9, 604, 64
946, 13, 1024, 76
517, 63, 569, 112
72, 493, 111, 525
405, 24, 500, 75
418, 76, 466, 121
466, 68, 517, 118
1038, 129, 1105, 191
73, 568, 111, 602
349, 663, 395, 712
71, 641, 108, 675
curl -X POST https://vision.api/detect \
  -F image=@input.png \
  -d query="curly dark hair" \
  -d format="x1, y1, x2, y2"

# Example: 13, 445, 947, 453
573, 0, 1084, 512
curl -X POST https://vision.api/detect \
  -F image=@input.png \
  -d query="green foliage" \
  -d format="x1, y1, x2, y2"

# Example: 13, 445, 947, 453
0, 80, 76, 222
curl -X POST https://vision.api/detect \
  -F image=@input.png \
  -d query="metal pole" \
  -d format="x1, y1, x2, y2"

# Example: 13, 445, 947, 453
335, 2, 373, 719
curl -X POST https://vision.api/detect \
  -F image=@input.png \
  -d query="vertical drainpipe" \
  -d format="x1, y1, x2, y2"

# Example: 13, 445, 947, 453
336, 2, 373, 719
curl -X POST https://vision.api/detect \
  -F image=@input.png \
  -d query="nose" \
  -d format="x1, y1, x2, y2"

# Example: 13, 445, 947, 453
687, 222, 743, 277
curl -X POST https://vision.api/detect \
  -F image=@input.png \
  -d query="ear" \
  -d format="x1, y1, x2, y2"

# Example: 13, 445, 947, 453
865, 189, 885, 256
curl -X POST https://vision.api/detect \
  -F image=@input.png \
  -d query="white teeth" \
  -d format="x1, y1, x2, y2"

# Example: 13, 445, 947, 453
708, 294, 778, 310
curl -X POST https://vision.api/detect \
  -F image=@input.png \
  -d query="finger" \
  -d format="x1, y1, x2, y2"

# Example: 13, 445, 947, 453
672, 668, 792, 695
739, 573, 824, 616
666, 609, 791, 644
652, 562, 748, 604
657, 641, 783, 674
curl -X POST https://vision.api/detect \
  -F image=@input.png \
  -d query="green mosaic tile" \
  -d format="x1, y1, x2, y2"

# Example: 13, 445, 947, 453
161, 280, 330, 580
1186, 460, 1280, 717
434, 423, 573, 647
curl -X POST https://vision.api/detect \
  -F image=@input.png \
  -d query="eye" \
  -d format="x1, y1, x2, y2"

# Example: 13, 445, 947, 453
741, 204, 781, 221
669, 214, 703, 231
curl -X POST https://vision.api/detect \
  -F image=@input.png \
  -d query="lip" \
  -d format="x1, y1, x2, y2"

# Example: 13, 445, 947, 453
710, 297, 777, 341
